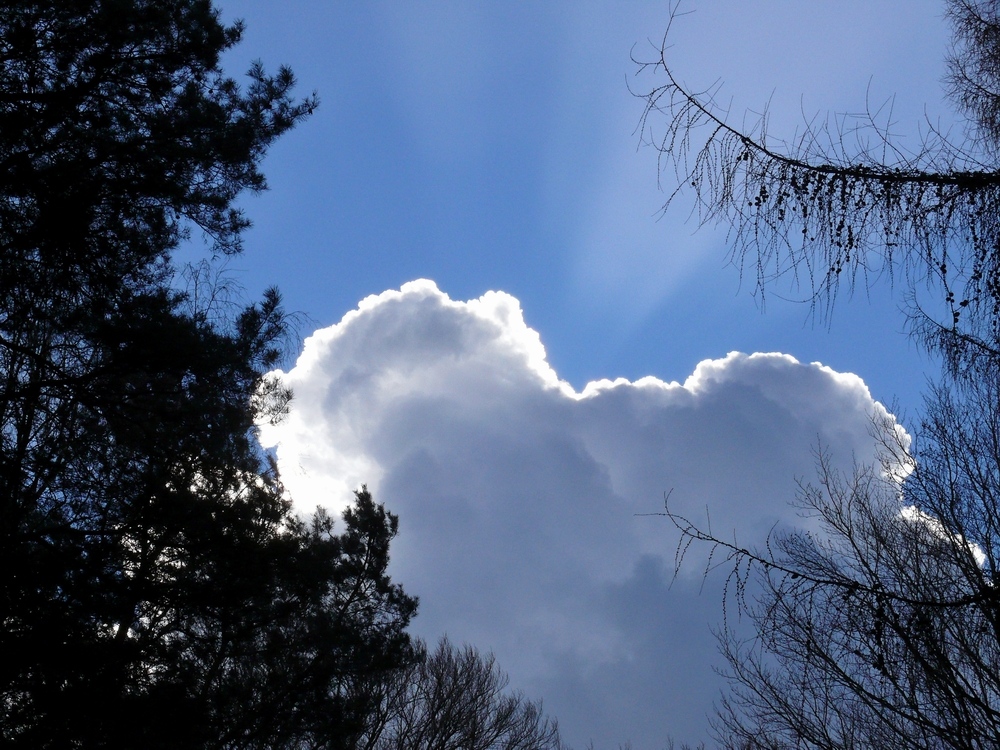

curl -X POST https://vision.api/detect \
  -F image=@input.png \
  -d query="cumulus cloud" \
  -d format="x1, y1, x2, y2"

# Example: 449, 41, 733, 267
260, 280, 902, 749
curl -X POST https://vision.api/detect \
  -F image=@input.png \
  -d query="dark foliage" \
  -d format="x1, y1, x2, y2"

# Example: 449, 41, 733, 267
0, 2, 417, 748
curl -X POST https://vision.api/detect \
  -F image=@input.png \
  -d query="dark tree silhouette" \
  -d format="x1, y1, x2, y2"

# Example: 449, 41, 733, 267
639, 2, 1000, 747
636, 0, 1000, 371
0, 2, 417, 747
357, 637, 565, 750
664, 369, 1000, 749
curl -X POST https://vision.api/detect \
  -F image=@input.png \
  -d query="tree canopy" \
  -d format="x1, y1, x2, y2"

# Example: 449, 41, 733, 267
358, 638, 565, 750
0, 2, 418, 747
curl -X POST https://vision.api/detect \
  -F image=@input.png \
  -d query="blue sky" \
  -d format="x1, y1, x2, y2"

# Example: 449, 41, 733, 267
213, 2, 957, 746
214, 0, 950, 412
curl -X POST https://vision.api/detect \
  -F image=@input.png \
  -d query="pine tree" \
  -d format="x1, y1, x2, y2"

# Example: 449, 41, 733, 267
0, 3, 417, 747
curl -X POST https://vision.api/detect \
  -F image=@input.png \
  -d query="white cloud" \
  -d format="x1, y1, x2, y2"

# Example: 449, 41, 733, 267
260, 280, 903, 749
901, 505, 988, 567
